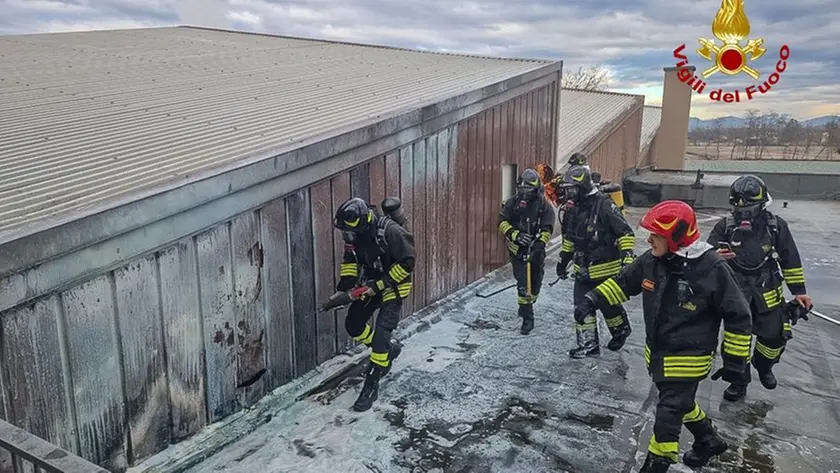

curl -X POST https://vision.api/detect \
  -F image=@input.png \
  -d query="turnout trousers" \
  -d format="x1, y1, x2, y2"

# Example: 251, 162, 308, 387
648, 381, 718, 464
510, 248, 546, 320
730, 293, 789, 390
573, 277, 631, 347
344, 295, 402, 368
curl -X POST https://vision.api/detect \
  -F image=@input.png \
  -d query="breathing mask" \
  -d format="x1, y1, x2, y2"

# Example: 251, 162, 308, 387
732, 203, 763, 232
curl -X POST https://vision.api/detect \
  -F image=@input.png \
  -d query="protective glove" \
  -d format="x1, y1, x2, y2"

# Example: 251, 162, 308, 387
573, 294, 596, 324
710, 366, 743, 384
787, 299, 810, 326
515, 232, 534, 247
620, 250, 635, 267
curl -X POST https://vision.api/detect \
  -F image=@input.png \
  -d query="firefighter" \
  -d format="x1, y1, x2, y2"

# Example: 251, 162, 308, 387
707, 174, 813, 402
332, 197, 415, 412
556, 165, 635, 357
576, 200, 753, 472
498, 168, 556, 335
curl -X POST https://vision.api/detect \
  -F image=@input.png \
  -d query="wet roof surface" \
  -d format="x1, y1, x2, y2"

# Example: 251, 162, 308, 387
181, 201, 840, 473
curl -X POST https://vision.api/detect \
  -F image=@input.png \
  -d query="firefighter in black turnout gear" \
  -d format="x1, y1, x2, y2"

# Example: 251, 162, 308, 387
707, 174, 813, 402
499, 169, 556, 335
557, 165, 635, 357
578, 200, 752, 472
332, 197, 416, 412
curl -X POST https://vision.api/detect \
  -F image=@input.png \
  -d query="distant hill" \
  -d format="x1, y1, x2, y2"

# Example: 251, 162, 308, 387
689, 115, 840, 131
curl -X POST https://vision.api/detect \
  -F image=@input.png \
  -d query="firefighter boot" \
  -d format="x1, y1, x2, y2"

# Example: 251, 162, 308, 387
723, 367, 750, 402
752, 356, 778, 390
519, 303, 535, 335
683, 419, 728, 468
569, 321, 600, 358
352, 363, 385, 412
639, 453, 672, 472
607, 324, 632, 351
381, 340, 403, 377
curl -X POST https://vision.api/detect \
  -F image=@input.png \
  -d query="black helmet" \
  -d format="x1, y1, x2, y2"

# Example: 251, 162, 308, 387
563, 165, 594, 191
568, 152, 588, 167
516, 168, 542, 202
729, 174, 769, 207
334, 197, 373, 232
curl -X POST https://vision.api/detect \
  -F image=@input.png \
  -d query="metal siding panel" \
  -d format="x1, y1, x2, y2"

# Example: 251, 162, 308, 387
538, 86, 548, 165
310, 181, 337, 364
446, 125, 459, 294
398, 145, 415, 317
424, 134, 439, 304
412, 139, 427, 310
157, 239, 207, 442
369, 155, 386, 209
0, 297, 74, 452
384, 151, 401, 199
350, 163, 371, 203
230, 212, 268, 405
480, 109, 493, 273
113, 255, 170, 463
261, 199, 296, 388
194, 224, 238, 423
329, 173, 353, 348
434, 128, 449, 300
490, 106, 503, 269
61, 276, 127, 470
465, 117, 479, 284
286, 190, 317, 375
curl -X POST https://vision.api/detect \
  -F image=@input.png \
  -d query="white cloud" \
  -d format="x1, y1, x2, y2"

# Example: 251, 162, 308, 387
1, 0, 837, 120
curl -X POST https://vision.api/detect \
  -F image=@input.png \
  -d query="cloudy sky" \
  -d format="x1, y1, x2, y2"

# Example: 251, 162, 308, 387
2, 0, 838, 120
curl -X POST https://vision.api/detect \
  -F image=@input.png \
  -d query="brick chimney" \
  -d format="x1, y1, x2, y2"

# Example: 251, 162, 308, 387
651, 66, 694, 170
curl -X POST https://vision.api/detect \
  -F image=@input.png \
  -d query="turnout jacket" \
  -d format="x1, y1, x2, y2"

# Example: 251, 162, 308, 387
498, 195, 555, 257
707, 211, 806, 313
337, 216, 416, 303
588, 241, 752, 382
559, 191, 636, 281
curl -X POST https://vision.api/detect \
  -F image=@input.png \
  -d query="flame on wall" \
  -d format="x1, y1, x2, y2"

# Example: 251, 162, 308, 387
712, 0, 751, 44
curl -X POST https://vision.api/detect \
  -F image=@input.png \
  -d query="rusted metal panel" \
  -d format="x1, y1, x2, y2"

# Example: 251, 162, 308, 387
467, 117, 481, 284
489, 106, 504, 269
480, 109, 493, 274
329, 173, 353, 348
310, 181, 337, 364
434, 128, 450, 300
411, 139, 427, 310
157, 239, 207, 442
113, 255, 170, 463
423, 134, 438, 305
369, 155, 386, 209
446, 125, 460, 295
384, 152, 400, 203
454, 119, 470, 290
60, 275, 127, 470
195, 224, 237, 423
350, 163, 371, 203
260, 199, 295, 389
0, 297, 74, 452
230, 212, 268, 407
0, 418, 109, 473
398, 145, 415, 318
286, 190, 318, 375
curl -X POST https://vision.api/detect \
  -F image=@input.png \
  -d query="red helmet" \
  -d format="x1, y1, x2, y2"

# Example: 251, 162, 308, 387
640, 200, 699, 253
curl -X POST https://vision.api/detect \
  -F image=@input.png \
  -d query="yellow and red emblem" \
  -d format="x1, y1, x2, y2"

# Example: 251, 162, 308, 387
696, 0, 766, 80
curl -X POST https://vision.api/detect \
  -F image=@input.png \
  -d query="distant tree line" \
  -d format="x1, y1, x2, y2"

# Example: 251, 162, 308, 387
688, 109, 840, 161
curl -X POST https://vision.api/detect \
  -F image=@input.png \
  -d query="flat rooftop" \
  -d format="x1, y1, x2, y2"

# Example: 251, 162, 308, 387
0, 26, 554, 240
685, 158, 840, 175
133, 200, 840, 473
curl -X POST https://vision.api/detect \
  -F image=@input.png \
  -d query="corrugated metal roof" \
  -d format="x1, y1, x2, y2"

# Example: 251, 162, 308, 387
684, 159, 840, 175
640, 105, 662, 156
0, 26, 554, 235
556, 88, 642, 166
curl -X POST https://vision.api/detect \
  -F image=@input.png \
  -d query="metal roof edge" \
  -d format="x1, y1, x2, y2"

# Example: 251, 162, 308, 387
558, 94, 645, 162
178, 25, 559, 65
0, 65, 559, 277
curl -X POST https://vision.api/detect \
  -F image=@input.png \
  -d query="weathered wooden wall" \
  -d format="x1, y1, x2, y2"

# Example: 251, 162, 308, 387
585, 103, 645, 183
0, 83, 556, 472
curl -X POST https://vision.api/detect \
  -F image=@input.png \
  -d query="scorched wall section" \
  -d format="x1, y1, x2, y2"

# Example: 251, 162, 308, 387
0, 83, 557, 472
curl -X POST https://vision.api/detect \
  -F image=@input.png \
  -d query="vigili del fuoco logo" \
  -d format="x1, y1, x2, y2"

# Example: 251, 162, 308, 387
672, 0, 790, 103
